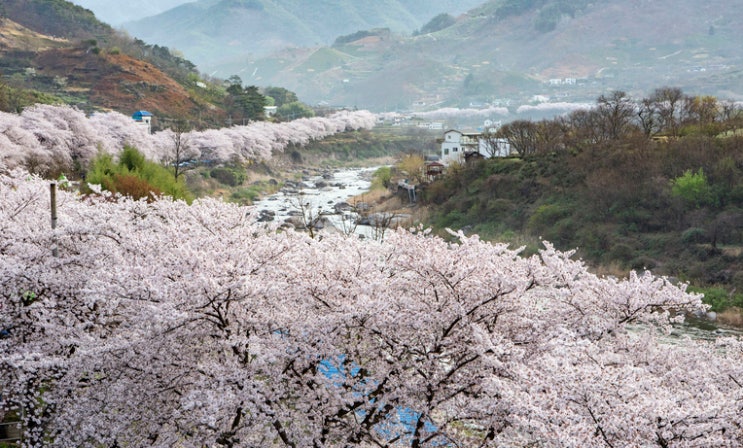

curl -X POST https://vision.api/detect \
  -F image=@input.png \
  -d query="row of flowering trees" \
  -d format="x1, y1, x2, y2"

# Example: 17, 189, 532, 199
0, 104, 377, 176
1, 170, 742, 447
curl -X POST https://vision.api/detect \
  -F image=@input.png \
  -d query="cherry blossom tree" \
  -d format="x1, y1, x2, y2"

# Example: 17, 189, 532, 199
0, 106, 377, 175
1, 170, 741, 447
87, 110, 156, 158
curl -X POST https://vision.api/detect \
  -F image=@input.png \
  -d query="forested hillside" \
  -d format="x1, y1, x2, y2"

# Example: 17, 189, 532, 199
2, 0, 112, 39
0, 0, 227, 125
424, 88, 743, 319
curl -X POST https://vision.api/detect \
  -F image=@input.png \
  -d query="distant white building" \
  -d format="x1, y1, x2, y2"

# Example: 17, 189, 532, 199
439, 129, 512, 165
132, 110, 153, 134
417, 121, 444, 130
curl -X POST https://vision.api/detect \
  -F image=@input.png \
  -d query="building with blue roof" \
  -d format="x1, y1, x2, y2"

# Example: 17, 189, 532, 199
132, 110, 153, 133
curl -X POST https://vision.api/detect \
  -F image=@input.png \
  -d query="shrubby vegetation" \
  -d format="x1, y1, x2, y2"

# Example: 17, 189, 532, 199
0, 79, 63, 113
209, 166, 247, 188
424, 88, 743, 313
415, 13, 456, 35
489, 0, 599, 32
85, 146, 192, 202
333, 29, 388, 46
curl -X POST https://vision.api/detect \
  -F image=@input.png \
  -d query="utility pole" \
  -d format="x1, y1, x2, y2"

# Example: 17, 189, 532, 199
50, 182, 58, 258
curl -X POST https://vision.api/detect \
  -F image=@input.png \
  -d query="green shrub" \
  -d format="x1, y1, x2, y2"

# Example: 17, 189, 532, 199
485, 198, 516, 222
690, 285, 743, 312
671, 169, 714, 208
527, 203, 572, 236
85, 146, 192, 202
229, 186, 260, 205
681, 227, 708, 244
371, 166, 392, 190
608, 243, 635, 264
210, 167, 246, 187
436, 209, 467, 230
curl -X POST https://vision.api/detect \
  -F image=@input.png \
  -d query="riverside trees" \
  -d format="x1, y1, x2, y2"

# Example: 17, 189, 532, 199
1, 170, 742, 447
0, 104, 376, 177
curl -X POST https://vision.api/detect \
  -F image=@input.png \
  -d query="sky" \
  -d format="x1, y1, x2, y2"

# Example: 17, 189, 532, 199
69, 0, 194, 25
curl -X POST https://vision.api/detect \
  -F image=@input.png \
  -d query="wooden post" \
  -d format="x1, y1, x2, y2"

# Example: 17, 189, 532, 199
50, 182, 58, 258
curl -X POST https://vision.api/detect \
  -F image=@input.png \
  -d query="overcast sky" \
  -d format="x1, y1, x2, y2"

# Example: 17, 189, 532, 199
69, 0, 194, 25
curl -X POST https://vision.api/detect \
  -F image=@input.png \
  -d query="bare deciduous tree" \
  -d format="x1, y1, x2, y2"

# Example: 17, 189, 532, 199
165, 118, 197, 181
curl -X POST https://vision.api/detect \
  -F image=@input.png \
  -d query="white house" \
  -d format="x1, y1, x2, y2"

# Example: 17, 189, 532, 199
132, 110, 153, 134
439, 129, 512, 165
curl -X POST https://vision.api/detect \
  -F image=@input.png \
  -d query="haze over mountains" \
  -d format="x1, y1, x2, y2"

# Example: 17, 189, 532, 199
121, 0, 484, 64
65, 0, 743, 114
66, 0, 194, 26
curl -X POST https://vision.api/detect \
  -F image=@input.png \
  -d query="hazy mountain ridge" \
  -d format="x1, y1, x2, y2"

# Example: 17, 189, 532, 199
66, 0, 193, 26
123, 0, 484, 70
225, 0, 743, 111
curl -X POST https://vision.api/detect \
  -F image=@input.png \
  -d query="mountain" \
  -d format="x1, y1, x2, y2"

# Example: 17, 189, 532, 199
123, 0, 484, 71
198, 0, 743, 112
67, 0, 195, 26
2, 0, 113, 39
0, 0, 226, 125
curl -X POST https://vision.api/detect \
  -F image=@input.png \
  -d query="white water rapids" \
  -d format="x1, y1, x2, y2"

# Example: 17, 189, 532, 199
252, 166, 384, 239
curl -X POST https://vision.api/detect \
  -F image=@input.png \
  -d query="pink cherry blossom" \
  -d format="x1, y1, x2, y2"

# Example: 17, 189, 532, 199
0, 106, 377, 174
1, 170, 741, 447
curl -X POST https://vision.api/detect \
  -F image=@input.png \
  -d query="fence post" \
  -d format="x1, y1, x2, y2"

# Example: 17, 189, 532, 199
50, 182, 58, 258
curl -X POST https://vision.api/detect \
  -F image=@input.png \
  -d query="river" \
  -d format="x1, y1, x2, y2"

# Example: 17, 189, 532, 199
252, 166, 383, 239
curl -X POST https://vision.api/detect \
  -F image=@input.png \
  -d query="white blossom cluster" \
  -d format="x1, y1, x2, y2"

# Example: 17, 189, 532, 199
1, 171, 742, 447
0, 105, 377, 174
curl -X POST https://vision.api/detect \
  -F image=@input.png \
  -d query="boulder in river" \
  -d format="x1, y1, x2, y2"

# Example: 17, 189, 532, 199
334, 202, 353, 213
257, 210, 276, 222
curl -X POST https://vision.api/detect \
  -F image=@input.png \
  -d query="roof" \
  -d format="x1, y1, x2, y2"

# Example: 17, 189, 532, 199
132, 110, 153, 119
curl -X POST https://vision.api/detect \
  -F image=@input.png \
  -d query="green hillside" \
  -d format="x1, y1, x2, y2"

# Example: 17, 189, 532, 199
2, 0, 112, 39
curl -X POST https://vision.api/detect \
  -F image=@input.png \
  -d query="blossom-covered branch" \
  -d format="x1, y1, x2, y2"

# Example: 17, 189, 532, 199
0, 171, 741, 447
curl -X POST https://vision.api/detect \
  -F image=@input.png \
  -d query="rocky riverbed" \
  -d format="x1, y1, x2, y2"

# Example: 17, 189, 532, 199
252, 166, 391, 238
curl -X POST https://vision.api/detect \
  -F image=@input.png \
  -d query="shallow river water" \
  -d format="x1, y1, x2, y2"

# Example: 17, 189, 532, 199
252, 166, 382, 238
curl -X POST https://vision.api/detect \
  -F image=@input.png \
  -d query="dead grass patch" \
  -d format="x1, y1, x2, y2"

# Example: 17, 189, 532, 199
592, 261, 631, 280
717, 307, 743, 328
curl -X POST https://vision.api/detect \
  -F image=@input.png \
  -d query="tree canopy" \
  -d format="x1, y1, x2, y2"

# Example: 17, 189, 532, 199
1, 170, 742, 447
